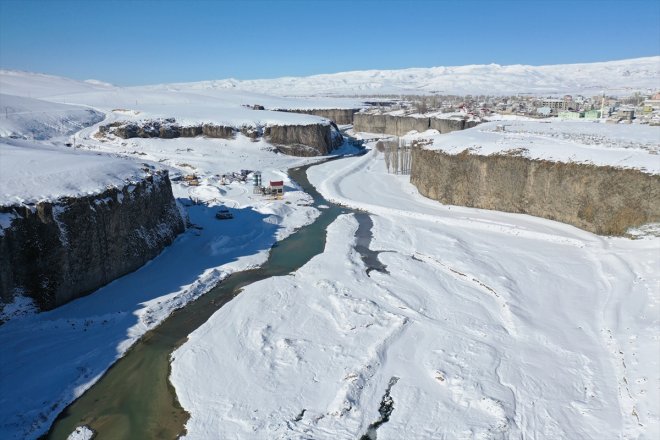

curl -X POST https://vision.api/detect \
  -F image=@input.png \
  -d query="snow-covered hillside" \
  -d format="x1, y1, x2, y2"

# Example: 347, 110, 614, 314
0, 70, 365, 121
157, 56, 660, 97
0, 94, 103, 140
0, 70, 116, 98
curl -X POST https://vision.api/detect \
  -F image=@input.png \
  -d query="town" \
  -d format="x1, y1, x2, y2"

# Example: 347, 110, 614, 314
365, 91, 660, 124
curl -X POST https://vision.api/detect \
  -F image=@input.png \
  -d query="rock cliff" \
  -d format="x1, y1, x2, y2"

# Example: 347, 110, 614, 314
410, 148, 660, 235
99, 119, 342, 156
274, 108, 359, 125
0, 172, 185, 310
264, 122, 343, 156
354, 113, 474, 136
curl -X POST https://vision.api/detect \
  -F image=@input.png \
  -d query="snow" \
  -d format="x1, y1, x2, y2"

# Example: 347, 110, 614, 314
0, 94, 104, 140
66, 426, 94, 440
171, 147, 659, 439
0, 69, 116, 98
0, 70, 363, 129
0, 69, 354, 439
405, 120, 660, 174
0, 138, 150, 205
0, 163, 322, 438
156, 56, 660, 97
0, 294, 37, 322
1, 62, 658, 440
0, 72, 364, 438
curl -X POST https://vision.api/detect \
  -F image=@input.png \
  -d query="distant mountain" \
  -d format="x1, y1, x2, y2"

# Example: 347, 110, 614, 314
2, 57, 658, 102
161, 56, 660, 97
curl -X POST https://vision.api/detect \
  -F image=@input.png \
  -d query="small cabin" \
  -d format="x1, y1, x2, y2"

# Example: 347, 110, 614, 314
183, 174, 200, 186
269, 180, 284, 197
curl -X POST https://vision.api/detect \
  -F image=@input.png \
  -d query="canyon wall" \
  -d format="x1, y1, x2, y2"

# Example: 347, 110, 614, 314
274, 108, 359, 125
100, 119, 342, 156
264, 122, 343, 156
410, 148, 660, 235
354, 113, 477, 136
0, 172, 185, 310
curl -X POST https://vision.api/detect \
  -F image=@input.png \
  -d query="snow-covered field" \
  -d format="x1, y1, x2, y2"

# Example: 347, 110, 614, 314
0, 138, 152, 206
403, 119, 660, 174
171, 147, 659, 439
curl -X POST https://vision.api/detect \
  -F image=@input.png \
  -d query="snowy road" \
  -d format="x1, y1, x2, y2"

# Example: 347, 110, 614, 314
171, 148, 659, 439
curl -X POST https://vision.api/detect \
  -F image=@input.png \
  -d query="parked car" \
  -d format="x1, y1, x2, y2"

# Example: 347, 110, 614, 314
215, 206, 233, 220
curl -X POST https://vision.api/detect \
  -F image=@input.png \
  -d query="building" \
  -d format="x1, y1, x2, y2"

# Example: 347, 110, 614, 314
536, 106, 553, 117
541, 98, 565, 111
558, 111, 583, 119
583, 110, 601, 120
269, 180, 284, 198
618, 107, 635, 120
642, 99, 660, 113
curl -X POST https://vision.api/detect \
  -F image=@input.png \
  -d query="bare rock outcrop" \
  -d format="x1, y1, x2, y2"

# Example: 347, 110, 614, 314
274, 108, 359, 125
410, 148, 660, 235
99, 119, 342, 156
265, 122, 343, 156
354, 113, 474, 136
201, 123, 236, 139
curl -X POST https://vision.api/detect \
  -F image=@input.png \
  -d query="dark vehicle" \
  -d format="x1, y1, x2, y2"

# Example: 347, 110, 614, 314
215, 206, 233, 220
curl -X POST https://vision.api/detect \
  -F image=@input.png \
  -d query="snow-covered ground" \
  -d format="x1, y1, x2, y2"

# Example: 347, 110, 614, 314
171, 147, 659, 439
0, 94, 103, 140
0, 138, 152, 206
405, 119, 660, 174
65, 425, 94, 440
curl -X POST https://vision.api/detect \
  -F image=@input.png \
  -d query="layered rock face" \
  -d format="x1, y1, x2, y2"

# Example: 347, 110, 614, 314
100, 120, 237, 140
99, 119, 342, 156
264, 122, 343, 156
0, 172, 185, 310
354, 113, 476, 136
274, 109, 359, 125
410, 148, 660, 235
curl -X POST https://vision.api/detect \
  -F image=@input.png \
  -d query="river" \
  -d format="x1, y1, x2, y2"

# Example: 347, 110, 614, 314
46, 150, 385, 439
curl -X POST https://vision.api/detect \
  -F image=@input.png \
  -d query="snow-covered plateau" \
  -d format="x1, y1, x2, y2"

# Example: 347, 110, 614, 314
408, 119, 660, 174
0, 59, 658, 440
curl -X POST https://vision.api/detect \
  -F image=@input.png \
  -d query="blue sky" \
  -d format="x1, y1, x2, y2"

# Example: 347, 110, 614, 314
0, 0, 658, 85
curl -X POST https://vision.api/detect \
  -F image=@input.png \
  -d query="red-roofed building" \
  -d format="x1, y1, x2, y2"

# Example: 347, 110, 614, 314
269, 180, 284, 197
